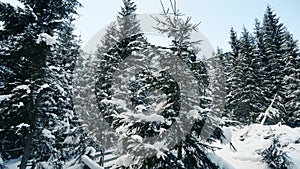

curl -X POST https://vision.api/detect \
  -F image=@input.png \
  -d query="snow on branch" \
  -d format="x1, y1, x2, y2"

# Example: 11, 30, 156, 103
81, 155, 104, 169
36, 33, 56, 46
259, 93, 279, 125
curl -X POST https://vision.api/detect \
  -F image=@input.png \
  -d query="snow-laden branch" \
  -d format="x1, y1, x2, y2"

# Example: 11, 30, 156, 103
259, 93, 278, 125
81, 155, 104, 169
36, 33, 56, 46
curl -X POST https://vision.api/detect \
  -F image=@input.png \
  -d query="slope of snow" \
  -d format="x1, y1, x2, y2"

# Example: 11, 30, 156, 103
2, 124, 300, 168
212, 124, 300, 169
3, 157, 21, 169
0, 156, 3, 165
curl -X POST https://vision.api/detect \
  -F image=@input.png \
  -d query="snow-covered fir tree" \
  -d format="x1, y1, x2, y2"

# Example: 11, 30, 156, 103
73, 0, 143, 153
223, 6, 299, 126
278, 31, 300, 127
117, 0, 141, 41
0, 0, 89, 168
96, 22, 119, 55
95, 1, 226, 168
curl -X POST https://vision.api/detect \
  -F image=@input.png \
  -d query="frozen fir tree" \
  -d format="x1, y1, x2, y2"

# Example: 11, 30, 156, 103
278, 32, 300, 127
81, 0, 144, 150
223, 6, 300, 126
256, 6, 299, 125
117, 0, 141, 41
73, 52, 116, 150
74, 0, 144, 152
0, 0, 87, 168
226, 27, 264, 124
96, 22, 119, 55
96, 1, 225, 168
224, 28, 241, 122
261, 135, 296, 169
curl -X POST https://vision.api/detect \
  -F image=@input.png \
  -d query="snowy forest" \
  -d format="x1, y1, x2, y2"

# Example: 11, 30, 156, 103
0, 0, 299, 169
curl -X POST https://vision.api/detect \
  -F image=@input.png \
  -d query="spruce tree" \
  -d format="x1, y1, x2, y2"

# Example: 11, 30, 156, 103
279, 32, 300, 127
95, 1, 225, 168
237, 28, 260, 123
96, 22, 119, 57
252, 19, 270, 118
117, 0, 141, 41
225, 6, 300, 126
0, 0, 85, 167
226, 28, 245, 122
260, 6, 286, 120
256, 6, 296, 125
89, 0, 143, 151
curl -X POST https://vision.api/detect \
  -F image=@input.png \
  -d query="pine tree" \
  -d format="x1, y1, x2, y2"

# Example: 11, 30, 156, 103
33, 19, 87, 167
259, 6, 286, 122
226, 28, 247, 122
252, 19, 270, 119
95, 0, 226, 166
229, 27, 240, 59
96, 22, 119, 57
117, 0, 141, 41
73, 52, 116, 149
225, 28, 239, 117
0, 2, 33, 157
261, 136, 294, 169
234, 28, 260, 123
255, 6, 296, 125
279, 32, 300, 127
89, 0, 143, 151
113, 1, 223, 168
0, 0, 85, 167
225, 6, 300, 126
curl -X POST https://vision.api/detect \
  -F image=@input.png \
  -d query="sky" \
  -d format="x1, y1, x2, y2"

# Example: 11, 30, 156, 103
3, 0, 300, 52
75, 0, 300, 52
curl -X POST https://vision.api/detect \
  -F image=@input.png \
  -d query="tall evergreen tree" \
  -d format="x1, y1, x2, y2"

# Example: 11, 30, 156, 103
229, 27, 240, 60
117, 0, 141, 41
224, 6, 300, 126
87, 0, 143, 151
256, 6, 294, 124
279, 32, 300, 126
261, 6, 286, 103
225, 28, 244, 122
97, 22, 119, 55
0, 0, 85, 168
94, 0, 226, 168
252, 18, 270, 117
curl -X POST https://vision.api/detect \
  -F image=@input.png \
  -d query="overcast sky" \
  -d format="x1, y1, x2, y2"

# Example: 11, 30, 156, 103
76, 0, 300, 51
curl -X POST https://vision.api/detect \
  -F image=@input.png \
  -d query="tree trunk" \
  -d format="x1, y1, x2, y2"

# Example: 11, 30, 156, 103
20, 112, 37, 168
20, 84, 38, 169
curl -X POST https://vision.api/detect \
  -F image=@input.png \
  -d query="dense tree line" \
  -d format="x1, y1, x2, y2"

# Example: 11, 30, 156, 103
217, 7, 300, 168
220, 6, 299, 127
1, 0, 298, 168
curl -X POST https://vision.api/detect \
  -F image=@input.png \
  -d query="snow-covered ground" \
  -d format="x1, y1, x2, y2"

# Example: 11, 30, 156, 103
2, 124, 300, 169
212, 124, 300, 169
2, 157, 22, 169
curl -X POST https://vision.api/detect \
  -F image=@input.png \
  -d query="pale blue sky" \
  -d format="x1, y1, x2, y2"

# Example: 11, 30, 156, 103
76, 0, 300, 51
4, 0, 300, 51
